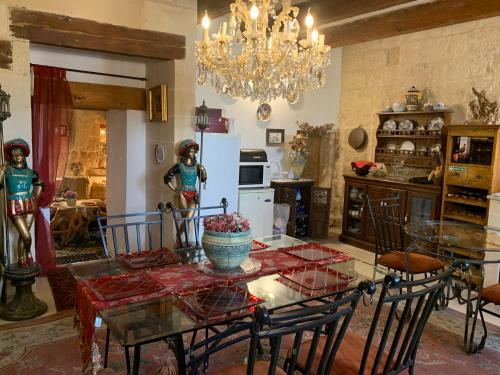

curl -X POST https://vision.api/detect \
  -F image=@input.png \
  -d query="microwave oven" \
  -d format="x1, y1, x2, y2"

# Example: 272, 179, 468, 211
239, 149, 271, 188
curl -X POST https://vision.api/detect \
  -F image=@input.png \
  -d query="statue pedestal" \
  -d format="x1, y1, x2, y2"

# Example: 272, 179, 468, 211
0, 263, 47, 321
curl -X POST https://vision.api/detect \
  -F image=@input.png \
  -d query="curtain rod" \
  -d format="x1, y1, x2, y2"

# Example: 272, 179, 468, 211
30, 64, 147, 81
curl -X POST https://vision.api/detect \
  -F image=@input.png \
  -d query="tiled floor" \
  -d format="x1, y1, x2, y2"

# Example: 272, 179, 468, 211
1, 233, 499, 327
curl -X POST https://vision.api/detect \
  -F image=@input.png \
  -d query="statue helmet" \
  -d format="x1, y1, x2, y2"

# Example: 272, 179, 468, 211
178, 139, 199, 156
4, 138, 30, 162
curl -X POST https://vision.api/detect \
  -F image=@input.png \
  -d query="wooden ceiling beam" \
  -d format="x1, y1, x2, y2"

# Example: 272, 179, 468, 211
69, 82, 146, 111
324, 0, 500, 47
9, 8, 185, 60
0, 40, 13, 70
197, 0, 416, 24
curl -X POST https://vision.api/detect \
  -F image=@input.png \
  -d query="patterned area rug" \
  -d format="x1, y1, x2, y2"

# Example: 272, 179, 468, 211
1, 301, 499, 374
46, 267, 77, 311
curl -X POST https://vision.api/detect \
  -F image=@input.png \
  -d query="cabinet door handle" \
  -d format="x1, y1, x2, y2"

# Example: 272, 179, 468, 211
264, 199, 272, 202
404, 215, 408, 224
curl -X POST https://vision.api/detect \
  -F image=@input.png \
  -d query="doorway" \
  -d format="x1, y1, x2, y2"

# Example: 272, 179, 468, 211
52, 110, 108, 264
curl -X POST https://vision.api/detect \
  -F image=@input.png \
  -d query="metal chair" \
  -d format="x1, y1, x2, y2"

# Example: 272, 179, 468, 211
97, 210, 165, 257
365, 193, 444, 277
159, 197, 227, 251
96, 210, 165, 372
181, 281, 375, 375
476, 282, 500, 352
291, 265, 457, 375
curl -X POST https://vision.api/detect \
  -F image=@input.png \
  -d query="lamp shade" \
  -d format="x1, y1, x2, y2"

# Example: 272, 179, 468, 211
196, 100, 209, 131
0, 84, 11, 122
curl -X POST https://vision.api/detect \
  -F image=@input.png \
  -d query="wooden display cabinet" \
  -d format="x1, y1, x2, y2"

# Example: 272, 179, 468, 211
340, 174, 442, 251
440, 124, 500, 286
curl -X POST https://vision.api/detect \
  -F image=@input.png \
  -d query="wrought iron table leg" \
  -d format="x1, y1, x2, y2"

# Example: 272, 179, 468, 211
174, 334, 187, 375
132, 344, 141, 375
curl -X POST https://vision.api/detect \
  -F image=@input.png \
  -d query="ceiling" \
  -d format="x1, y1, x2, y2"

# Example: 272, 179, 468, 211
196, 0, 500, 47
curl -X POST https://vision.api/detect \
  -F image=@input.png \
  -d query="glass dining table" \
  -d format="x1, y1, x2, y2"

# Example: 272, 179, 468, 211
405, 220, 500, 353
69, 234, 388, 375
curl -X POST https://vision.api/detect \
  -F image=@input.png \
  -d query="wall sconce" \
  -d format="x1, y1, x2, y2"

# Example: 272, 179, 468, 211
0, 84, 11, 122
196, 100, 209, 131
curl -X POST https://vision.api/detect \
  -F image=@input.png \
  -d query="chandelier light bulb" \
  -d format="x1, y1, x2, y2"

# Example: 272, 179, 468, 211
250, 4, 259, 20
305, 9, 314, 28
312, 29, 319, 44
202, 11, 210, 30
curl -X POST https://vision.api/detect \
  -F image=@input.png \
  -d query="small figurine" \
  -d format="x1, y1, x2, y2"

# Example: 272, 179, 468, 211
164, 139, 207, 236
469, 88, 499, 124
0, 139, 44, 267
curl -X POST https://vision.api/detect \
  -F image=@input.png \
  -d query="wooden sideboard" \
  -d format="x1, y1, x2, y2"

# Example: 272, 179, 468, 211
340, 173, 442, 251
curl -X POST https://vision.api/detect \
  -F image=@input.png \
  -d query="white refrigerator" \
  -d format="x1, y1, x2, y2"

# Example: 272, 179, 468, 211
238, 188, 275, 238
195, 132, 241, 217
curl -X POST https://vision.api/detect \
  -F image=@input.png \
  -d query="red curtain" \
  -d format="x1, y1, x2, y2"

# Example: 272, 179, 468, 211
31, 65, 73, 273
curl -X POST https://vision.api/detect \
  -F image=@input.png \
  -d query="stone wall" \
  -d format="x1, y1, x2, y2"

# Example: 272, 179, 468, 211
66, 109, 106, 178
330, 16, 500, 226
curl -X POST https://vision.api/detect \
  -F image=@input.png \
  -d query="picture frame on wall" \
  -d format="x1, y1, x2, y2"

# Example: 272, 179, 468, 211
148, 84, 168, 122
266, 128, 285, 146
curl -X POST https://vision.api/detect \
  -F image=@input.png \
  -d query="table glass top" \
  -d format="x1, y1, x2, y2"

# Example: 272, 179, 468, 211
405, 220, 500, 252
98, 255, 387, 346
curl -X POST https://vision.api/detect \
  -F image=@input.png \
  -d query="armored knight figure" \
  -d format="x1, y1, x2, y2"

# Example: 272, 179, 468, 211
163, 139, 207, 232
0, 139, 44, 267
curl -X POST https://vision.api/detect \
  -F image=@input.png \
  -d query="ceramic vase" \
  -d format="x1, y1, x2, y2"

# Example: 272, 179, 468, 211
202, 230, 252, 270
66, 197, 77, 207
289, 151, 307, 180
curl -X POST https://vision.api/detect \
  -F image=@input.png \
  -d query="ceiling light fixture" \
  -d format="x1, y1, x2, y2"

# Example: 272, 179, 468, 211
196, 0, 331, 104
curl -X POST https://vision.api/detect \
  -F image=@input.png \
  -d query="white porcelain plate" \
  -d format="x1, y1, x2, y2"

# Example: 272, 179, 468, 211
428, 117, 444, 130
398, 119, 414, 131
400, 140, 415, 151
257, 103, 272, 121
382, 119, 397, 131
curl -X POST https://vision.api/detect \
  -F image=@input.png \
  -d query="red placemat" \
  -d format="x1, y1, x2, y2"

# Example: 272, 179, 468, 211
251, 240, 271, 252
84, 273, 164, 301
175, 281, 264, 321
279, 264, 355, 290
121, 248, 181, 269
281, 242, 351, 263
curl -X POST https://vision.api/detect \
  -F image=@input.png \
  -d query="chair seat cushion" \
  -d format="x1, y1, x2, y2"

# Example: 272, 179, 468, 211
482, 283, 500, 305
212, 361, 286, 375
378, 251, 444, 273
288, 331, 390, 375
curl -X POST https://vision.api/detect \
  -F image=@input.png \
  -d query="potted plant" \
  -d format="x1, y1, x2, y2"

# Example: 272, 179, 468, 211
288, 134, 309, 179
202, 213, 252, 270
63, 189, 78, 206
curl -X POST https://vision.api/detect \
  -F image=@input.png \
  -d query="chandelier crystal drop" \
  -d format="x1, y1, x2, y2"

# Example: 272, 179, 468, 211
196, 0, 331, 104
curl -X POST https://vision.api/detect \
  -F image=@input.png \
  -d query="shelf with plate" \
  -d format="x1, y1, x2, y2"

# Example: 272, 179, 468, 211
375, 110, 452, 169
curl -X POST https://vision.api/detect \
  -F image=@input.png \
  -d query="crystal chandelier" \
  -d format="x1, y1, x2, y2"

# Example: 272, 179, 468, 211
196, 0, 331, 104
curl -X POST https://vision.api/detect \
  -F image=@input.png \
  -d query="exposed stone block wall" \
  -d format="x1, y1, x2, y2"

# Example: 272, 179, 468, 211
330, 16, 500, 226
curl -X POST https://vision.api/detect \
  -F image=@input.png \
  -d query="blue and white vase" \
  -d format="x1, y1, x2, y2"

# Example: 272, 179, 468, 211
202, 230, 252, 270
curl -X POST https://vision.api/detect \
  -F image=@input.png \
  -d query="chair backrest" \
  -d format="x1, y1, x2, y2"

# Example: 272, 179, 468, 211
160, 197, 228, 249
184, 281, 376, 375
97, 211, 164, 257
360, 267, 455, 375
365, 193, 405, 255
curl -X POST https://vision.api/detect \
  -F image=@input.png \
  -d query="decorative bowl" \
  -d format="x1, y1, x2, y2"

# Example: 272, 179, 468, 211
202, 230, 252, 270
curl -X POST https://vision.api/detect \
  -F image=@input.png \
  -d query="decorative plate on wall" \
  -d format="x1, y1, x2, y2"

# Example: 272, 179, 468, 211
257, 103, 272, 121
155, 144, 166, 164
286, 91, 299, 104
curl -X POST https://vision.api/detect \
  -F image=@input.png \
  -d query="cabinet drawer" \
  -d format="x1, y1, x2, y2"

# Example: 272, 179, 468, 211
467, 167, 491, 189
445, 167, 467, 185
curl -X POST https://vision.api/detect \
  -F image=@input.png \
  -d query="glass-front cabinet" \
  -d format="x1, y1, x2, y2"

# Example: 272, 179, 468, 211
340, 174, 442, 252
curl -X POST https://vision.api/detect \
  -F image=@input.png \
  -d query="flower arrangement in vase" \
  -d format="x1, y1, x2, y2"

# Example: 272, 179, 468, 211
63, 189, 78, 206
202, 213, 252, 270
297, 122, 333, 137
288, 134, 309, 179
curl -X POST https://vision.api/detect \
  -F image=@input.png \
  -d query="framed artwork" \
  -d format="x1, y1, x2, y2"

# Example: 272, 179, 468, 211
266, 128, 285, 146
148, 84, 168, 122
